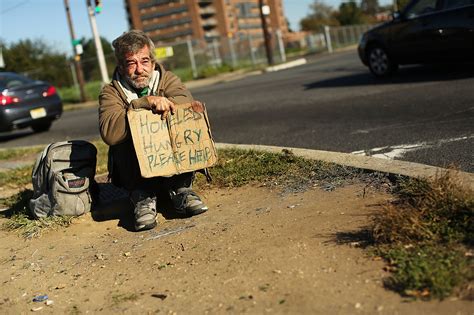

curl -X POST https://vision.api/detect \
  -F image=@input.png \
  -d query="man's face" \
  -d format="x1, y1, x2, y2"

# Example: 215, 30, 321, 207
121, 45, 154, 90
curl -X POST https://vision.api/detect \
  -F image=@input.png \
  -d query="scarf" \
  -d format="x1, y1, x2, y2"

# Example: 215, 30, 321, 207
114, 70, 160, 104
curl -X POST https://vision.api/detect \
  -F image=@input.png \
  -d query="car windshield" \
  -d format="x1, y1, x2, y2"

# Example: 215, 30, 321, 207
405, 0, 438, 18
0, 73, 34, 90
444, 0, 474, 9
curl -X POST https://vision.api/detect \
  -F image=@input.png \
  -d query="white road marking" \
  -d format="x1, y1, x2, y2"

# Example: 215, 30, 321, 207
351, 135, 473, 160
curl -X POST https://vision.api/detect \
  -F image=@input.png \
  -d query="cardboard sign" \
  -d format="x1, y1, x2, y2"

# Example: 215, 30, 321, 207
127, 103, 218, 178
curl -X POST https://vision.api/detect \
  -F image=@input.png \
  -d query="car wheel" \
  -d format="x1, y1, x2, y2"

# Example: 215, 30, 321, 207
31, 121, 52, 133
367, 45, 397, 78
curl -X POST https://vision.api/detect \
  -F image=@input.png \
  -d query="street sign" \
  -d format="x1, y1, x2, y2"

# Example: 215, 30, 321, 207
154, 46, 174, 59
262, 5, 270, 15
75, 44, 84, 55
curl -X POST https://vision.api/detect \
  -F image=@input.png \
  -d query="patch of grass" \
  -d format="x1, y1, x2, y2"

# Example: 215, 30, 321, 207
382, 245, 470, 299
196, 148, 363, 191
1, 189, 33, 216
371, 171, 474, 299
4, 212, 74, 239
198, 64, 234, 79
1, 189, 74, 239
0, 146, 43, 161
111, 293, 139, 304
172, 68, 194, 82
57, 81, 103, 104
0, 166, 33, 188
373, 173, 473, 245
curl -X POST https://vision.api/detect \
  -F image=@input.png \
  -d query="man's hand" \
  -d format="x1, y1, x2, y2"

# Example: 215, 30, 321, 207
191, 100, 205, 113
147, 96, 176, 120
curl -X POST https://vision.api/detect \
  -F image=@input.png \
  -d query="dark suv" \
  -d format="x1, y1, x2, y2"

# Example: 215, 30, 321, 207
358, 0, 474, 77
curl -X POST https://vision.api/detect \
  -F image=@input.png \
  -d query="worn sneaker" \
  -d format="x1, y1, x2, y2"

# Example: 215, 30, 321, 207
130, 190, 157, 231
169, 188, 208, 216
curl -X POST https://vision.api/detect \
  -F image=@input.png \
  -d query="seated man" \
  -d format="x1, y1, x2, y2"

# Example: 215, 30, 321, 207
99, 30, 208, 231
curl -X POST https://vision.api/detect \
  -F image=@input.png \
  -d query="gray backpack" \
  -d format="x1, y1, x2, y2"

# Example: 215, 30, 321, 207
29, 140, 98, 218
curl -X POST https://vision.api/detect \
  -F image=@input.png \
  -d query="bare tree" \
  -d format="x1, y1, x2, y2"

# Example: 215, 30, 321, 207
361, 0, 380, 15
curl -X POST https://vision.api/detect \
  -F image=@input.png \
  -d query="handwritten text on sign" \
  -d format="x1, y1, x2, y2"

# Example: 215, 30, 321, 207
128, 103, 217, 178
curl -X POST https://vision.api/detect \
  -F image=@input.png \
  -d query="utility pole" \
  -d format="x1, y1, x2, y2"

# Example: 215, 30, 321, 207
64, 0, 87, 102
86, 0, 109, 84
259, 0, 274, 66
276, 29, 286, 63
0, 47, 5, 68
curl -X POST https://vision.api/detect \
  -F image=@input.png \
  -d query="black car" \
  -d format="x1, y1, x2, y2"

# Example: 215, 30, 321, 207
0, 72, 62, 132
358, 0, 474, 77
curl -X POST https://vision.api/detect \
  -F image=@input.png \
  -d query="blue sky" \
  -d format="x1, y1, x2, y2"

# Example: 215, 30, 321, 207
0, 0, 388, 55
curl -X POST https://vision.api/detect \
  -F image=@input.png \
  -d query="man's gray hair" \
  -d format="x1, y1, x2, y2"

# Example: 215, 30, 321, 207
112, 30, 156, 66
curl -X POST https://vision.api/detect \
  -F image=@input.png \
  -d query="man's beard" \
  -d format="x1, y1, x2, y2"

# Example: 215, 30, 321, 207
124, 71, 152, 90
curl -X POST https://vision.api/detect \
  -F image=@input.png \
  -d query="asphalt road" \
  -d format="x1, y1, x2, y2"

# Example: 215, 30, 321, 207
1, 50, 473, 172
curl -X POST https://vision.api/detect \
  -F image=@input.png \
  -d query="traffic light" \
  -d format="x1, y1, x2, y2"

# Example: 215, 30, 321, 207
94, 0, 102, 14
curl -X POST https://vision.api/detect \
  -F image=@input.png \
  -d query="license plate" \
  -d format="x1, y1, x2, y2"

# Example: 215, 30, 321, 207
30, 107, 47, 119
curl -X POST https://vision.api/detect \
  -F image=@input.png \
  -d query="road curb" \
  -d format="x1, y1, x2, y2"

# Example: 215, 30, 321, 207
216, 143, 474, 190
186, 58, 307, 90
264, 58, 307, 72
185, 69, 262, 90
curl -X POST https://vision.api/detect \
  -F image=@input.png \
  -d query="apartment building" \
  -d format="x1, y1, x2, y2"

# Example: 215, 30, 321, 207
124, 0, 288, 45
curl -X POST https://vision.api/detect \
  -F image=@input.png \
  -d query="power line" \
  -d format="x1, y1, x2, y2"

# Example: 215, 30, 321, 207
1, 0, 30, 15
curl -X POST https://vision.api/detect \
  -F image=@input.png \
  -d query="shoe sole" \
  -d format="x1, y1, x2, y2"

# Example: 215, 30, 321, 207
181, 206, 208, 217
135, 220, 157, 232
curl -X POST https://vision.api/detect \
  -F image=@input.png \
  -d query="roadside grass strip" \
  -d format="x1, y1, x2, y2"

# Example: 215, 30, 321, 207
0, 146, 43, 161
198, 148, 368, 189
372, 172, 473, 299
0, 165, 32, 188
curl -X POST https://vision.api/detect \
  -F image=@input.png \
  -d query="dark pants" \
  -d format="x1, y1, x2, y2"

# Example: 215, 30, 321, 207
109, 141, 193, 194
133, 172, 194, 195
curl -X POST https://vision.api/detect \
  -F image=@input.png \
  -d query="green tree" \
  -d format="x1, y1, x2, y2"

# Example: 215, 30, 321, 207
300, 0, 340, 32
2, 39, 72, 87
80, 36, 115, 81
335, 0, 365, 25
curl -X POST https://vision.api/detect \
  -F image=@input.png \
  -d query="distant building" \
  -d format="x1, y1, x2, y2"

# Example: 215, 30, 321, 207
124, 0, 289, 45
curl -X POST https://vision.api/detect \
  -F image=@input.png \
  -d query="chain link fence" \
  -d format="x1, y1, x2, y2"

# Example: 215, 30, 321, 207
152, 24, 373, 80
324, 24, 374, 51
155, 32, 287, 82
302, 24, 374, 53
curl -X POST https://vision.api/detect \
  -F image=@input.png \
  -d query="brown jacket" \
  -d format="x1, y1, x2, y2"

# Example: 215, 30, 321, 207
98, 63, 194, 190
